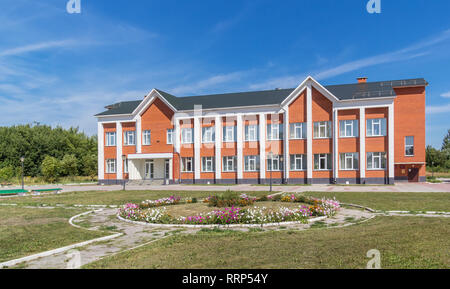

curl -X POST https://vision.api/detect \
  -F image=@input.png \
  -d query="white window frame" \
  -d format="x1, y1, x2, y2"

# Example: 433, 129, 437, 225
340, 120, 359, 138
223, 126, 236, 142
142, 130, 151, 146
290, 123, 306, 139
314, 121, 331, 139
405, 136, 414, 157
245, 125, 259, 142
339, 153, 359, 170
181, 128, 194, 144
244, 155, 259, 172
105, 132, 116, 146
167, 129, 173, 145
202, 127, 215, 143
314, 154, 332, 171
367, 118, 386, 137
181, 157, 193, 172
267, 124, 283, 140
367, 152, 387, 170
290, 154, 306, 171
267, 155, 283, 171
106, 159, 116, 174
201, 157, 215, 172
222, 156, 237, 172
124, 131, 136, 146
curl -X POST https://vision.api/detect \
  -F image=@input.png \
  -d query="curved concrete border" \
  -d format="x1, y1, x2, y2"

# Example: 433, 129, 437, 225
116, 214, 328, 228
340, 203, 376, 213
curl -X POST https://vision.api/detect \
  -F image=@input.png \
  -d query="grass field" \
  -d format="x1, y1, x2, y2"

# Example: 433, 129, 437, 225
85, 216, 450, 269
1, 190, 448, 212
0, 190, 272, 207
0, 206, 108, 263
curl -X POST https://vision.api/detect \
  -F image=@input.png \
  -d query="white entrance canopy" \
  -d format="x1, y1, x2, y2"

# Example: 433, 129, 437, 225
127, 153, 173, 160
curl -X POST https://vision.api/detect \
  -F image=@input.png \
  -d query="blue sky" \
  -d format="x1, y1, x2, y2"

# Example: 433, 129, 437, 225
0, 0, 449, 148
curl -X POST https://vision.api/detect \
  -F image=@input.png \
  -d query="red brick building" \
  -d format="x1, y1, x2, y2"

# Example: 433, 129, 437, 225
96, 76, 427, 185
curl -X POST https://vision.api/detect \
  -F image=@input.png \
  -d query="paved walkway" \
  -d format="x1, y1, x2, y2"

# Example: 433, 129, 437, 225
2, 182, 450, 195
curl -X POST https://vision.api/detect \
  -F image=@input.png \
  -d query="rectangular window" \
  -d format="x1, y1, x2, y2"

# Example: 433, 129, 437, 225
289, 123, 306, 139
167, 129, 173, 144
245, 125, 259, 142
181, 128, 193, 144
201, 157, 215, 172
181, 157, 193, 172
290, 154, 307, 171
367, 118, 387, 137
244, 155, 260, 172
267, 124, 283, 140
267, 155, 283, 171
142, 130, 151, 145
124, 131, 136, 146
202, 127, 215, 143
105, 132, 116, 146
405, 136, 414, 156
367, 152, 387, 170
314, 154, 332, 170
339, 153, 359, 170
339, 120, 359, 138
123, 159, 129, 174
223, 126, 236, 142
222, 156, 237, 172
313, 121, 332, 138
106, 159, 116, 174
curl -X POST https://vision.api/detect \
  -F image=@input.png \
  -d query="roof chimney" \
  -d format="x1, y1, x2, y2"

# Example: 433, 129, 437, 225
357, 77, 368, 83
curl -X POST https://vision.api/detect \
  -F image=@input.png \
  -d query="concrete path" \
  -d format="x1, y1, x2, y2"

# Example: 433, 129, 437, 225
2, 182, 450, 195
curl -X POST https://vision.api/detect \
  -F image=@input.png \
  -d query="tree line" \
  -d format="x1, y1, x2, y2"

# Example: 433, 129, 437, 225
426, 129, 450, 172
0, 124, 97, 182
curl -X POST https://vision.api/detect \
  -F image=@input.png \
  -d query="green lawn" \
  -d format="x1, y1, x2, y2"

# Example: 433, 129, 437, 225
85, 216, 450, 269
304, 191, 450, 212
0, 190, 273, 207
0, 207, 108, 263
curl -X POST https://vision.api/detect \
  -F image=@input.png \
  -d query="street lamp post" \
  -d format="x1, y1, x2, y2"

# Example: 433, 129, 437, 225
280, 155, 284, 185
432, 161, 435, 179
268, 152, 273, 192
122, 154, 127, 191
20, 157, 25, 190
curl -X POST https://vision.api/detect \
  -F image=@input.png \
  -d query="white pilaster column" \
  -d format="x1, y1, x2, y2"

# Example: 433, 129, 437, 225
306, 83, 313, 181
360, 108, 366, 180
215, 116, 222, 180
333, 109, 339, 180
174, 118, 181, 153
97, 122, 104, 180
116, 122, 123, 180
259, 113, 266, 180
136, 117, 142, 153
194, 117, 201, 180
237, 114, 243, 181
388, 103, 395, 183
283, 109, 290, 181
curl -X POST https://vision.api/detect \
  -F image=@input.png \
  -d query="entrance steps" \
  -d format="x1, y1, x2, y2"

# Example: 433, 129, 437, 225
126, 179, 166, 186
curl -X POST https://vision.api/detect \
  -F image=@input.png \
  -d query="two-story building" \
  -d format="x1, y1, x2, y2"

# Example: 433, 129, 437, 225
95, 76, 427, 185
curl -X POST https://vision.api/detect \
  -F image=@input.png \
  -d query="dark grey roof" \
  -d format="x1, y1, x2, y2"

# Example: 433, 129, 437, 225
96, 78, 427, 116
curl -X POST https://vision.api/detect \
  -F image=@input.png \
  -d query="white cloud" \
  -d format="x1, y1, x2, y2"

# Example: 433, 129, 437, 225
426, 103, 450, 114
441, 91, 450, 98
0, 40, 77, 57
249, 29, 450, 90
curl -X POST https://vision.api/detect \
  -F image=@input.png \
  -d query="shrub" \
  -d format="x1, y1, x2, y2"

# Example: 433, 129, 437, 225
0, 166, 15, 182
61, 154, 78, 177
206, 191, 257, 207
41, 156, 61, 183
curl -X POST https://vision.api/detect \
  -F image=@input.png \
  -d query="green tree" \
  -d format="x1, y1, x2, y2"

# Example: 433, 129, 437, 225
81, 154, 97, 181
41, 156, 61, 183
61, 154, 78, 177
0, 166, 14, 182
426, 145, 443, 169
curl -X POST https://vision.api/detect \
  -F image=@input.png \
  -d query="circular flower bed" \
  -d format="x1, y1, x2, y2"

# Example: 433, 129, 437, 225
118, 193, 340, 226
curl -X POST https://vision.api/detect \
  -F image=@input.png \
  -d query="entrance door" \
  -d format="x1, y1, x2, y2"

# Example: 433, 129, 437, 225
145, 161, 154, 180
165, 160, 170, 180
408, 168, 419, 182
